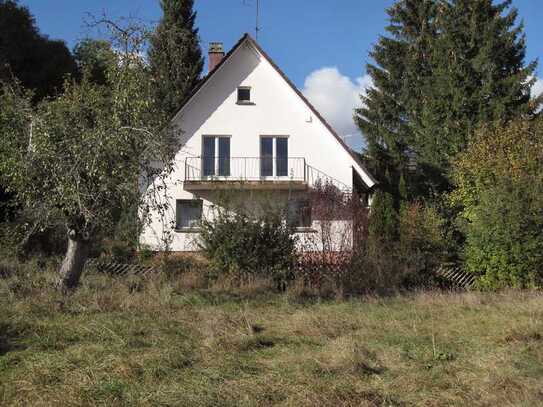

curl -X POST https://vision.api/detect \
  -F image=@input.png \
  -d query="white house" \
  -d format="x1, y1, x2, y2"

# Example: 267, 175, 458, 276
140, 33, 377, 252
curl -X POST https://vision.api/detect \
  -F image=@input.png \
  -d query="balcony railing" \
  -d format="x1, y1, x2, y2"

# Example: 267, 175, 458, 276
184, 156, 352, 193
185, 156, 306, 182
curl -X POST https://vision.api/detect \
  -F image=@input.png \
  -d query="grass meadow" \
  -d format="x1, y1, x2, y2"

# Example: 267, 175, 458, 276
1, 264, 543, 406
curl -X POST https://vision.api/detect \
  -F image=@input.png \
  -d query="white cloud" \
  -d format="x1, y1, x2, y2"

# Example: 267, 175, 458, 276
302, 67, 372, 152
531, 76, 543, 99
302, 72, 543, 151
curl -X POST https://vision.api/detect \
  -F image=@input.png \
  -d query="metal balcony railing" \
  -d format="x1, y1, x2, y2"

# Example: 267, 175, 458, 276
185, 156, 306, 182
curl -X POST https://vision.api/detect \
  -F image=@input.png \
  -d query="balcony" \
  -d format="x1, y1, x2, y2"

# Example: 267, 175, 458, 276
184, 156, 308, 190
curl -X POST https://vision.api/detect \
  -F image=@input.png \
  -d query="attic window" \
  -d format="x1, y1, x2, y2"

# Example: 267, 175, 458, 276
237, 87, 253, 104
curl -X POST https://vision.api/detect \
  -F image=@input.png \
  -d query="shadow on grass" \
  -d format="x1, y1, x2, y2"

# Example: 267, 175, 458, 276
0, 322, 28, 356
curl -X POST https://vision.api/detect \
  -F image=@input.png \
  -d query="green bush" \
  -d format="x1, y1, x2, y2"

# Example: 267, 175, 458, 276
349, 199, 447, 293
198, 207, 297, 286
452, 120, 543, 288
398, 201, 447, 287
465, 179, 543, 289
367, 191, 398, 250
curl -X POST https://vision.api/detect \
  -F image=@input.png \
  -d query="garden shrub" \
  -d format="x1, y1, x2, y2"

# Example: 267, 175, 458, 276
452, 120, 543, 288
398, 201, 447, 287
345, 199, 447, 293
198, 206, 297, 287
464, 179, 543, 289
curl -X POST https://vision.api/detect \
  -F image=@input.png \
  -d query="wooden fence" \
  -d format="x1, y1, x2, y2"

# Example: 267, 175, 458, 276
85, 259, 156, 276
85, 258, 476, 289
436, 264, 476, 289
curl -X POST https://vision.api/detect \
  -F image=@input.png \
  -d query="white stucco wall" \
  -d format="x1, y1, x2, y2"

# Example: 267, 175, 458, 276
140, 40, 369, 251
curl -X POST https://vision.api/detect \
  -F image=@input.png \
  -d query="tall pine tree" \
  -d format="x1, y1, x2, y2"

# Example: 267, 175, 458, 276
356, 0, 437, 200
413, 0, 538, 190
148, 0, 204, 119
358, 0, 540, 200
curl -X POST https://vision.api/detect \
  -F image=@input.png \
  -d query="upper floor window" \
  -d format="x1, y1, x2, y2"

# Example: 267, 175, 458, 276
260, 136, 288, 177
237, 87, 252, 104
202, 136, 230, 176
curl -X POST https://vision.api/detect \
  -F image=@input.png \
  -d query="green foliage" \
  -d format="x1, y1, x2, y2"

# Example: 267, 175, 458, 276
453, 120, 543, 288
368, 191, 398, 248
0, 20, 178, 286
358, 0, 539, 200
356, 197, 447, 291
356, 0, 437, 196
464, 180, 543, 289
199, 206, 297, 285
398, 201, 447, 286
0, 0, 77, 101
148, 0, 204, 118
73, 39, 117, 86
414, 0, 538, 173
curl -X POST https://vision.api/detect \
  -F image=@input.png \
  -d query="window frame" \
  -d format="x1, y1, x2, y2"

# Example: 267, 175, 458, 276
236, 86, 254, 105
175, 199, 203, 231
259, 135, 290, 178
201, 135, 231, 177
287, 198, 312, 229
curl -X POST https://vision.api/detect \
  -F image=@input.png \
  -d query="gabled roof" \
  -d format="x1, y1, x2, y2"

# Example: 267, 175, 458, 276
172, 33, 378, 189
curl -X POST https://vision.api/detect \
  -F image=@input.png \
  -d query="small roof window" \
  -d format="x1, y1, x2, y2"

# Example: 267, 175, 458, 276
237, 87, 253, 104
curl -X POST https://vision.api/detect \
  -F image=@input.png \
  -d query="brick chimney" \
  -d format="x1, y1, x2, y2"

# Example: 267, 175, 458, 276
208, 42, 224, 72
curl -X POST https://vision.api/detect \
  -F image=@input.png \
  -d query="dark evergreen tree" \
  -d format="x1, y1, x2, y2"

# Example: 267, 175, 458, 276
356, 0, 437, 200
413, 0, 539, 191
0, 0, 77, 101
368, 190, 399, 251
148, 0, 204, 118
358, 0, 539, 200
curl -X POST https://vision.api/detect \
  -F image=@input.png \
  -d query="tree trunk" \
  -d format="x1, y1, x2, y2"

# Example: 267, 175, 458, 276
58, 231, 90, 290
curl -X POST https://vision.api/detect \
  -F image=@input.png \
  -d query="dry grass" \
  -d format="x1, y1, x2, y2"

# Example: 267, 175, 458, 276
1, 267, 543, 406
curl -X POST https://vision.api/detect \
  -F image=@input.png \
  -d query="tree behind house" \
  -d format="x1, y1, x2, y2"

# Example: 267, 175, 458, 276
148, 0, 204, 119
0, 0, 77, 101
356, 0, 437, 198
357, 0, 540, 200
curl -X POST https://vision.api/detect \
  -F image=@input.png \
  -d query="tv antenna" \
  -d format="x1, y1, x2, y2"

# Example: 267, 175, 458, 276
255, 0, 260, 41
243, 0, 261, 41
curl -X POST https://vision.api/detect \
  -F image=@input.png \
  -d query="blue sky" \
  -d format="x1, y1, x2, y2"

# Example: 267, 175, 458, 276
20, 0, 543, 150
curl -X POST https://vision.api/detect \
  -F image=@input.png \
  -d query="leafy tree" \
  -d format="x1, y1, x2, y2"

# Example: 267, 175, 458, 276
0, 0, 77, 101
452, 120, 543, 288
148, 0, 204, 119
0, 21, 178, 289
73, 38, 117, 86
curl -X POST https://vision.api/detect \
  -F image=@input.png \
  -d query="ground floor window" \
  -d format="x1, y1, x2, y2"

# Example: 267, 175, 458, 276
176, 199, 203, 229
287, 199, 312, 228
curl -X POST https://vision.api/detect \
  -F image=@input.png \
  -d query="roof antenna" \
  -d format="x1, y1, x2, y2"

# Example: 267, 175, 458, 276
242, 0, 260, 41
255, 0, 260, 41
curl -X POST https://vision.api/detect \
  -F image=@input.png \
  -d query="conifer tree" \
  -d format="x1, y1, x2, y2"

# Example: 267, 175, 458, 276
414, 0, 539, 187
356, 0, 437, 199
368, 190, 399, 250
358, 0, 540, 199
148, 0, 204, 119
